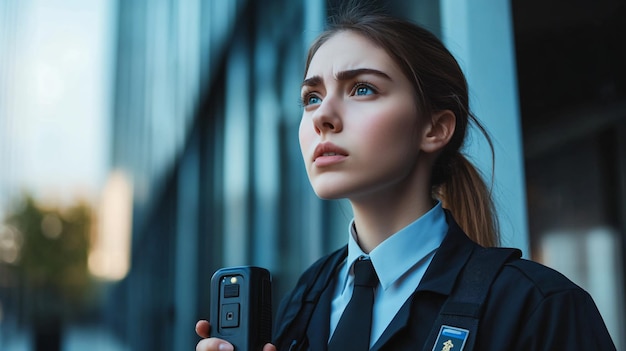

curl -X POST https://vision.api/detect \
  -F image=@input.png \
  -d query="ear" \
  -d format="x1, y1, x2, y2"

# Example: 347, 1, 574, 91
420, 109, 456, 153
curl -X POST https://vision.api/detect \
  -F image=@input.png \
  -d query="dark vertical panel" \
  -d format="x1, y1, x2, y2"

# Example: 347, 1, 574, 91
196, 59, 228, 324
123, 169, 177, 350
617, 120, 626, 314
174, 127, 201, 350
513, 0, 626, 344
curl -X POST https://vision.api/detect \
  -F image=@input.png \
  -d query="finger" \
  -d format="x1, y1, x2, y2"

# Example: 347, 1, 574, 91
195, 320, 211, 338
263, 343, 277, 351
196, 337, 234, 351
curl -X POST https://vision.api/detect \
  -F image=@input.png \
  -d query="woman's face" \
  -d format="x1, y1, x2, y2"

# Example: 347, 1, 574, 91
299, 30, 426, 201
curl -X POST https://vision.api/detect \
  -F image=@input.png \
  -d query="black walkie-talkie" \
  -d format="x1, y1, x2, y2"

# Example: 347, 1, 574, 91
210, 266, 272, 351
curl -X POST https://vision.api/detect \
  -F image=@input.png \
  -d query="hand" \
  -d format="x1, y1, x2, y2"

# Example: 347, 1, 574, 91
195, 320, 277, 351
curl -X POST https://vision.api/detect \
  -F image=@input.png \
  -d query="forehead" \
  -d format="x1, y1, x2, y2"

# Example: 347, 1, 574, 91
305, 30, 400, 78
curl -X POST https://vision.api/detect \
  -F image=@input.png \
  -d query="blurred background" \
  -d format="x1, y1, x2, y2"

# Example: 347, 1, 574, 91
0, 0, 624, 350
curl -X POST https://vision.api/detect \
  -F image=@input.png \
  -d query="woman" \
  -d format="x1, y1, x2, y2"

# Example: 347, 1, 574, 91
196, 9, 616, 351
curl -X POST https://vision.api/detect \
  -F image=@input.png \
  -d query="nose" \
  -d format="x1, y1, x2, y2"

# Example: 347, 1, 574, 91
311, 98, 343, 135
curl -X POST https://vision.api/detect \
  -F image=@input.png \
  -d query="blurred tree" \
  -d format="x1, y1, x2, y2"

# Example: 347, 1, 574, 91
3, 194, 94, 351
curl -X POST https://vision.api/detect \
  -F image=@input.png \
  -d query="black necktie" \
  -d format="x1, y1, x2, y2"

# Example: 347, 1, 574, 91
328, 258, 379, 351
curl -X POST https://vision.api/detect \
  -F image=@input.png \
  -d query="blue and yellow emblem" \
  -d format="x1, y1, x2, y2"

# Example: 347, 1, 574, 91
431, 325, 469, 351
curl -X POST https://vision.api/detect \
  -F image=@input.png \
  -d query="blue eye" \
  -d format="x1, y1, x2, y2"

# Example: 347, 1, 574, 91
304, 95, 321, 106
354, 83, 375, 96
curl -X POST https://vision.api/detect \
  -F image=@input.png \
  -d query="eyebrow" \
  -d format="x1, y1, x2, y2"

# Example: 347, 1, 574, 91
301, 68, 392, 88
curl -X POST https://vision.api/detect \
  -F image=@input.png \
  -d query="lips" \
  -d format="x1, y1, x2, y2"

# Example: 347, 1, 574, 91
313, 142, 348, 166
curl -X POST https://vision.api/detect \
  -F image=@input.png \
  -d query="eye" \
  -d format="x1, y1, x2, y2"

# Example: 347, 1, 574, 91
352, 82, 376, 96
302, 93, 322, 107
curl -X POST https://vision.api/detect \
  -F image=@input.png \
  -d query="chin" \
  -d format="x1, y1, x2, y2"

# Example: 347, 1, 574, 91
311, 187, 343, 200
315, 192, 343, 200
310, 182, 349, 200
307, 173, 358, 200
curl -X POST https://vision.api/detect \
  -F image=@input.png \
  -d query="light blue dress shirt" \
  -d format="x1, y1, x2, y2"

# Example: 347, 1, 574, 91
329, 202, 448, 347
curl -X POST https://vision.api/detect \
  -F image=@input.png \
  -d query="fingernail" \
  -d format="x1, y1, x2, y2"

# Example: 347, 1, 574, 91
218, 343, 234, 351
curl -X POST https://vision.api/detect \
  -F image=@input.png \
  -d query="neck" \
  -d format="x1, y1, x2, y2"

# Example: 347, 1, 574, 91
349, 175, 434, 254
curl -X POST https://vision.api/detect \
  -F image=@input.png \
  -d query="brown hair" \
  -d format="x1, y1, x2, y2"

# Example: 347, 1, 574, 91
304, 10, 500, 247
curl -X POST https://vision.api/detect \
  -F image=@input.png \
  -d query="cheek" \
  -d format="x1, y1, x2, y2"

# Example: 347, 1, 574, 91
357, 108, 420, 152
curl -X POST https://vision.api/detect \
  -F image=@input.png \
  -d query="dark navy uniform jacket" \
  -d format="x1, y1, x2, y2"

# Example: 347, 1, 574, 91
273, 214, 616, 350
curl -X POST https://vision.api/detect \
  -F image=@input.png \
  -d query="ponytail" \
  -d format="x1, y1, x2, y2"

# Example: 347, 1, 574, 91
433, 152, 500, 247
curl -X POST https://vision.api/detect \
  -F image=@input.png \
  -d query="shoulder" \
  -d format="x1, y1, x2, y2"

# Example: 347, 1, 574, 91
500, 257, 584, 297
490, 256, 594, 310
480, 257, 616, 349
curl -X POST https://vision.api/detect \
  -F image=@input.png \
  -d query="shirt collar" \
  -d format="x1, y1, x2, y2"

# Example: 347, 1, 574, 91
345, 202, 448, 291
